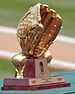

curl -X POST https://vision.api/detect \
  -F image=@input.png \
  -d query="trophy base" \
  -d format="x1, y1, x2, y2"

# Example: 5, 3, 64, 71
2, 75, 70, 90
2, 82, 70, 90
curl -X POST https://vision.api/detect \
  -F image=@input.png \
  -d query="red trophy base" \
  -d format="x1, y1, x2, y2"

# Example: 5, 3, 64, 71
2, 59, 70, 90
2, 76, 70, 90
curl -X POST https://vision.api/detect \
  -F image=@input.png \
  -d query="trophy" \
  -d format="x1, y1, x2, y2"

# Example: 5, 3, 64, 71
2, 3, 70, 90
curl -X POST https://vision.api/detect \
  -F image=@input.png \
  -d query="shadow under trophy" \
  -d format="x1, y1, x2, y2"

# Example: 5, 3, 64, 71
2, 3, 70, 90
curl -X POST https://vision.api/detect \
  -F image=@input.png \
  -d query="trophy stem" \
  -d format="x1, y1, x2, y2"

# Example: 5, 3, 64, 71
15, 63, 26, 79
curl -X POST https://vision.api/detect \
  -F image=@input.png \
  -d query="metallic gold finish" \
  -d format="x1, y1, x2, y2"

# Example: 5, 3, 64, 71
12, 54, 27, 79
44, 51, 52, 63
12, 3, 62, 78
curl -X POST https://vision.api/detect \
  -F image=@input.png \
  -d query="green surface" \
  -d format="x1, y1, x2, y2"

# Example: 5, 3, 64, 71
0, 0, 75, 37
0, 58, 15, 79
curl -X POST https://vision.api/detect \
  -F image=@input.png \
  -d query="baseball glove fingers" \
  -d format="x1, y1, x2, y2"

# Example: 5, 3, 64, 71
34, 5, 62, 57
40, 4, 48, 16
41, 9, 56, 32
34, 12, 54, 49
46, 14, 62, 42
39, 14, 62, 49
42, 13, 51, 31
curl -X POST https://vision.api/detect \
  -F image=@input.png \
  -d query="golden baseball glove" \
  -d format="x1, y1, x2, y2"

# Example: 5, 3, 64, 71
17, 3, 62, 58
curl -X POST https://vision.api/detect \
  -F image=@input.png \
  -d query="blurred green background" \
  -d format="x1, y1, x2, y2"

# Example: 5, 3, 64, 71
0, 0, 75, 37
0, 0, 75, 79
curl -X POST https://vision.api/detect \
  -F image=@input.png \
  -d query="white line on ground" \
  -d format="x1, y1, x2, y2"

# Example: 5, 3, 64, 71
0, 25, 75, 44
50, 59, 75, 70
0, 26, 16, 34
0, 50, 75, 70
0, 50, 18, 59
56, 35, 75, 44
